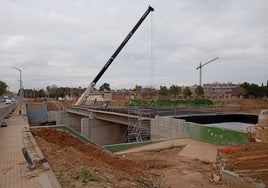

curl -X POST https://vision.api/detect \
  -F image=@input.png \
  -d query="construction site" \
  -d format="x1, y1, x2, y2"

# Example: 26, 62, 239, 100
1, 98, 268, 188
1, 4, 268, 188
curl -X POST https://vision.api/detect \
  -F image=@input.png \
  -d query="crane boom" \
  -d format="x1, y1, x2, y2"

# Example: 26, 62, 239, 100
75, 6, 154, 106
196, 57, 219, 86
196, 57, 219, 70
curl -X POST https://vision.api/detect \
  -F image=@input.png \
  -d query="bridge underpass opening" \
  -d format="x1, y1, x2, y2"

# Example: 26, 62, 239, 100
175, 114, 258, 132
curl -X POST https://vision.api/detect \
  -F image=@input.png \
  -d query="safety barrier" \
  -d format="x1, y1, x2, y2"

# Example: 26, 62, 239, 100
0, 103, 16, 127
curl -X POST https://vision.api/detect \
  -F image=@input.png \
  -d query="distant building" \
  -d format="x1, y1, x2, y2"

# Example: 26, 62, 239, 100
203, 82, 239, 99
86, 92, 112, 104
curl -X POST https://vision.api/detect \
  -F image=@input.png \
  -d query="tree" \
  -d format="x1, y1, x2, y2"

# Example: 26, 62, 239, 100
194, 86, 204, 96
0, 81, 8, 95
169, 85, 181, 96
132, 85, 142, 92
99, 83, 111, 91
159, 86, 168, 96
240, 82, 267, 98
183, 87, 192, 97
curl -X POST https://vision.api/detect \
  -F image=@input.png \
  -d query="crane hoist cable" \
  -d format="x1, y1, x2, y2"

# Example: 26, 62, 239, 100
151, 11, 155, 89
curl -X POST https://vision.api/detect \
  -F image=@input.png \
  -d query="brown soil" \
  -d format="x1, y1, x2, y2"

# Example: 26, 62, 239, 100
47, 101, 64, 111
214, 99, 268, 114
46, 100, 75, 111
32, 128, 229, 188
219, 141, 268, 185
30, 99, 268, 187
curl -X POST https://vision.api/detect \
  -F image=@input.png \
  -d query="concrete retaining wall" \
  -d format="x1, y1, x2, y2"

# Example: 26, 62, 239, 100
47, 111, 57, 121
151, 116, 185, 140
26, 103, 47, 123
221, 167, 266, 188
185, 122, 249, 145
151, 116, 249, 146
0, 103, 16, 126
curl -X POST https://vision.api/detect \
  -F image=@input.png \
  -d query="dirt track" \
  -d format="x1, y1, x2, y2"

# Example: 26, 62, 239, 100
32, 128, 228, 187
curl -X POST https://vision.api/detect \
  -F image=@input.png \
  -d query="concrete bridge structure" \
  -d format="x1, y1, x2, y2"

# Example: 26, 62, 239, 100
56, 106, 186, 146
55, 105, 254, 147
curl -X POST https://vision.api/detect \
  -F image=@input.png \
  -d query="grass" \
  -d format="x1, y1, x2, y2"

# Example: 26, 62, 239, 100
72, 169, 100, 185
81, 169, 100, 183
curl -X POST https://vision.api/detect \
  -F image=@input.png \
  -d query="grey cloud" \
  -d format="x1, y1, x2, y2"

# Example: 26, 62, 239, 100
1, 0, 267, 91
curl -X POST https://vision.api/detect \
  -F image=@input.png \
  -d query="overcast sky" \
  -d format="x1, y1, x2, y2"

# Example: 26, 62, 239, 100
1, 0, 267, 92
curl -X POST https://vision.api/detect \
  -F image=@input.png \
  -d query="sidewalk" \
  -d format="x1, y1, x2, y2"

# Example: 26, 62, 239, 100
0, 104, 61, 188
116, 138, 218, 162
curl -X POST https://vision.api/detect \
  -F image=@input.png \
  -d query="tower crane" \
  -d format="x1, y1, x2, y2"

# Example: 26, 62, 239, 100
196, 57, 219, 86
75, 6, 154, 105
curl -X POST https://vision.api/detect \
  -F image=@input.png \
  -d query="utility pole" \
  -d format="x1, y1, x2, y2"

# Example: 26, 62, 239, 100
12, 66, 23, 114
196, 57, 219, 86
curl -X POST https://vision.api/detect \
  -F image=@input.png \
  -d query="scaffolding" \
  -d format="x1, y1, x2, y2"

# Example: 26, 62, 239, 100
122, 107, 151, 143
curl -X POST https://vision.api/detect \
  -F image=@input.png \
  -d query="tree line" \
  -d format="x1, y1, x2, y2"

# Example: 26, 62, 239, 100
1, 80, 267, 99
240, 82, 268, 98
24, 86, 86, 99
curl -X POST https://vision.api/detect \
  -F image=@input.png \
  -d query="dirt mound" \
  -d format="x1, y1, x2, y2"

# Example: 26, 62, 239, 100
32, 128, 228, 187
46, 101, 64, 111
46, 100, 75, 111
32, 128, 169, 187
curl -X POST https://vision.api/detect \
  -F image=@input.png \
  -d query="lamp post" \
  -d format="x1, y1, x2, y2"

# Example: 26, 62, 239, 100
12, 66, 23, 114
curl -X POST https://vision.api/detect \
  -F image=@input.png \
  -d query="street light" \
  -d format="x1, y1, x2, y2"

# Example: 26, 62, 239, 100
12, 66, 23, 114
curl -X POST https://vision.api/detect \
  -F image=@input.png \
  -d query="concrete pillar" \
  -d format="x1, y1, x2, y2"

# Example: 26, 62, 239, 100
56, 111, 82, 133
81, 116, 126, 146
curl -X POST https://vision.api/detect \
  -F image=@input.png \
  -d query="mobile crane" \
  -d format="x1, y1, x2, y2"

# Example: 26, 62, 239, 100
75, 6, 154, 105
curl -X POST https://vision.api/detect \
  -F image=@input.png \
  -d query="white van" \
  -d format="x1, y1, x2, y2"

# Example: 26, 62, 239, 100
5, 99, 12, 105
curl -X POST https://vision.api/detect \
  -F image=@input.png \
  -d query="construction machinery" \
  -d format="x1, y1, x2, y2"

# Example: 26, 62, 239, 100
75, 6, 154, 105
196, 57, 219, 86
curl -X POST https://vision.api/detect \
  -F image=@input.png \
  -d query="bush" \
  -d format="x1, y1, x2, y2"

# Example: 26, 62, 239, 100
129, 99, 213, 107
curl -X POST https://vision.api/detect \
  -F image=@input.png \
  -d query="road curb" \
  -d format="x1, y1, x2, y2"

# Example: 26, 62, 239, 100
22, 126, 61, 188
